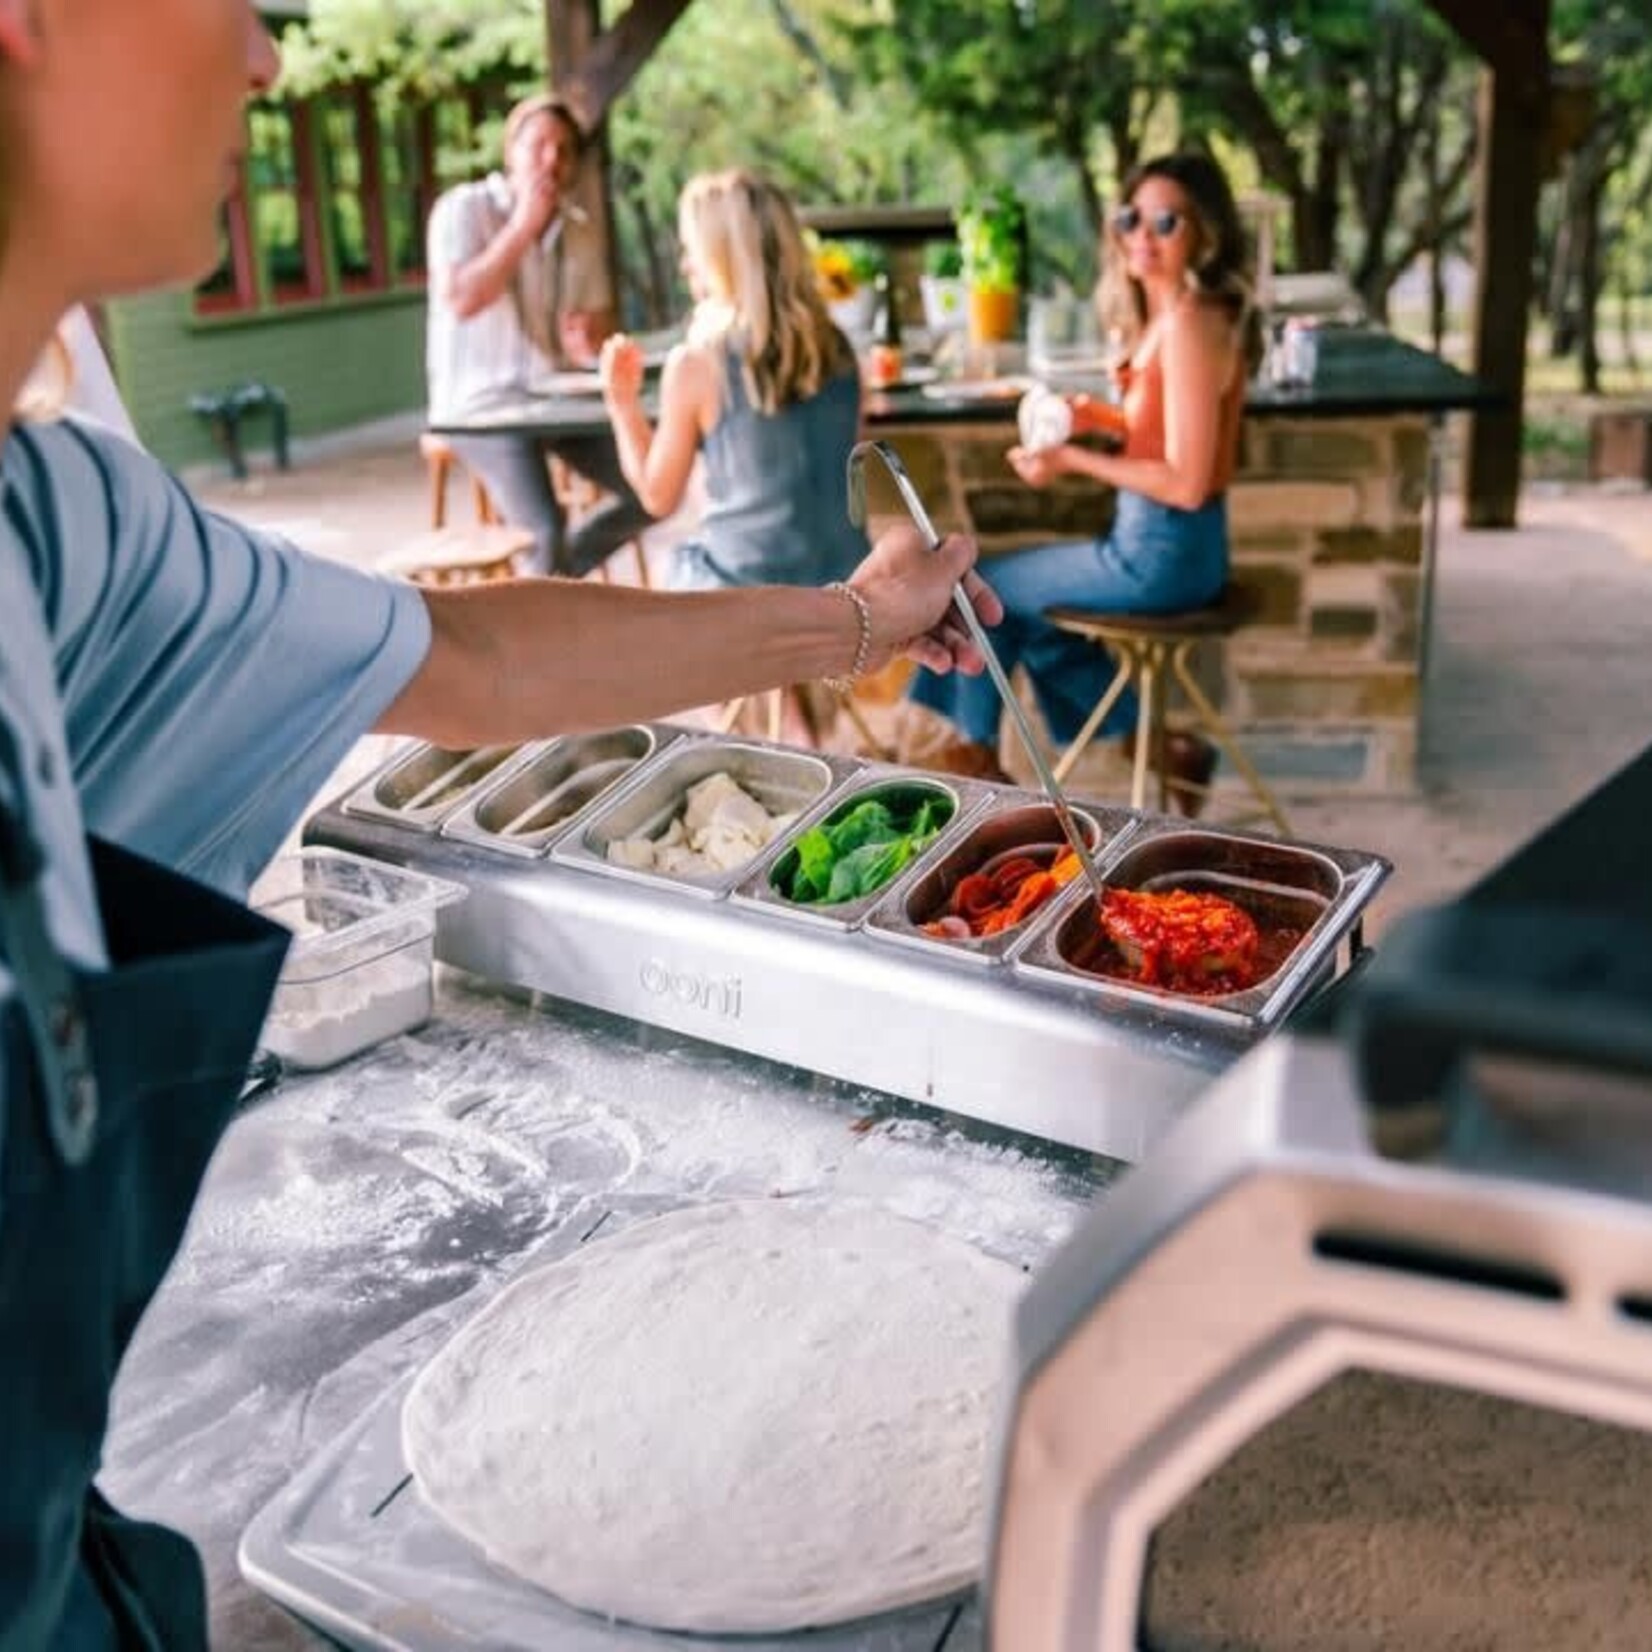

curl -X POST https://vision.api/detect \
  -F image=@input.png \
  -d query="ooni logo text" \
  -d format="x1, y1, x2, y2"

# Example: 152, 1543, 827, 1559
638, 959, 743, 1020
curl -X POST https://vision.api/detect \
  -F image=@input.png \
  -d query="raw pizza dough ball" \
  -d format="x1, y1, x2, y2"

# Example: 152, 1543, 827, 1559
402, 1198, 1023, 1632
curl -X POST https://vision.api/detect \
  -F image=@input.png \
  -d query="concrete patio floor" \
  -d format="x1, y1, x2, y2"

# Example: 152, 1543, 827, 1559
191, 426, 1652, 938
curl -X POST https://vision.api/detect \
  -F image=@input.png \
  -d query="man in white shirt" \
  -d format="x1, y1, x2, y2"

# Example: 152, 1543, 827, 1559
427, 94, 651, 576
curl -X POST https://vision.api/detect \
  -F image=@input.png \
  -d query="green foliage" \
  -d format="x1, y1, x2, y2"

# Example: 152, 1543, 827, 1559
277, 0, 544, 103
925, 241, 964, 279
273, 0, 1652, 341
956, 186, 1026, 292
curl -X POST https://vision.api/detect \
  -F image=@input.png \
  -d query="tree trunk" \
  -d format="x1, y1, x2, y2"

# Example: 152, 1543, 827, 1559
1296, 121, 1344, 271
1545, 161, 1579, 356
1576, 146, 1611, 393
1619, 264, 1641, 377
1069, 132, 1105, 243
1106, 112, 1139, 187
623, 184, 673, 328
763, 0, 853, 111
1425, 104, 1446, 350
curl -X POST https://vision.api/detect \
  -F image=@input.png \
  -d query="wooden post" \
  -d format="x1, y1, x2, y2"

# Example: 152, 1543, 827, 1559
1425, 0, 1550, 529
546, 0, 619, 311
1462, 60, 1546, 527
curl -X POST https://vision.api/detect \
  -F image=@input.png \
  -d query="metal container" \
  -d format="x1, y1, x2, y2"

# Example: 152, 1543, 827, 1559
554, 738, 852, 899
342, 741, 525, 832
1015, 823, 1389, 1030
441, 726, 667, 859
732, 772, 988, 934
864, 800, 1136, 968
303, 739, 1391, 1163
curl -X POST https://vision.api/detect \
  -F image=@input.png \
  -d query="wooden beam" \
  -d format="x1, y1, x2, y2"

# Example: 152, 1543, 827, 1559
1462, 56, 1547, 528
545, 0, 618, 321
548, 0, 697, 131
1425, 0, 1546, 89
545, 0, 599, 101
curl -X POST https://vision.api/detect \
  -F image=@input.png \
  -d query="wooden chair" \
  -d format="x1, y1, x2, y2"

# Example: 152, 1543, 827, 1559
1044, 583, 1291, 833
420, 437, 649, 585
419, 432, 500, 528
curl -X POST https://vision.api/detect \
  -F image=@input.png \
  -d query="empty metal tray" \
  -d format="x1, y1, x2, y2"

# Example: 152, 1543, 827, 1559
441, 726, 672, 859
343, 742, 527, 832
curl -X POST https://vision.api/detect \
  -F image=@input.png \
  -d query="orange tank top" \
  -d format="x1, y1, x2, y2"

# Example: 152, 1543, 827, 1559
1116, 341, 1245, 503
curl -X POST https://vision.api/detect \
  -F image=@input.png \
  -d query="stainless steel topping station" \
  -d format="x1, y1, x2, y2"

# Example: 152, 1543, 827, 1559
101, 686, 1652, 1652
303, 726, 1390, 1161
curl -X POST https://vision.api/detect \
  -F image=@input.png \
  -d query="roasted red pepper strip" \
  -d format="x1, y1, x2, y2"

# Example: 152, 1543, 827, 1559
934, 848, 1085, 938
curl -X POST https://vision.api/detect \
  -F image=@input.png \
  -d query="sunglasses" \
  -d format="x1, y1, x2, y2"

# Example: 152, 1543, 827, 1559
1113, 205, 1184, 239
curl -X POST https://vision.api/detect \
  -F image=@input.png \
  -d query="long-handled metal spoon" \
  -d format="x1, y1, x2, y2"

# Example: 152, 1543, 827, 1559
847, 439, 1111, 911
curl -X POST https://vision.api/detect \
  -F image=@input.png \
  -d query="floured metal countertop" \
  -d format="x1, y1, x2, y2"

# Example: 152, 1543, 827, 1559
102, 968, 1114, 1650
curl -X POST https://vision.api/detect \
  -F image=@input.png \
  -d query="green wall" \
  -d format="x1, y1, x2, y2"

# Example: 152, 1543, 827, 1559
104, 288, 427, 469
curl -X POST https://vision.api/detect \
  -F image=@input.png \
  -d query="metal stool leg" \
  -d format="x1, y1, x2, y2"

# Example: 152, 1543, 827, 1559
1052, 650, 1137, 785
1131, 644, 1159, 812
1170, 642, 1292, 835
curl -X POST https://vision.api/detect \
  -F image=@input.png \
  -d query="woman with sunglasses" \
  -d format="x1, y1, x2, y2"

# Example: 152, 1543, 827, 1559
0, 7, 998, 1645
911, 151, 1261, 812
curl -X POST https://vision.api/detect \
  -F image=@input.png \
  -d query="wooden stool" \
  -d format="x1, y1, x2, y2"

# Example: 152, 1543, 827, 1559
419, 432, 500, 529
379, 524, 535, 588
1044, 585, 1290, 833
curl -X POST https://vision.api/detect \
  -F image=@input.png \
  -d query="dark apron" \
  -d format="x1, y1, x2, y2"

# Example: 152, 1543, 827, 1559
0, 810, 289, 1650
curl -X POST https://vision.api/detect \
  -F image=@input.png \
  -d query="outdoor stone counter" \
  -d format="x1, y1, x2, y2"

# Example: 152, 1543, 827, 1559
862, 328, 1492, 793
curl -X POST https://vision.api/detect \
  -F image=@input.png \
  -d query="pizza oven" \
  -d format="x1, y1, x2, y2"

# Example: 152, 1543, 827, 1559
985, 744, 1652, 1650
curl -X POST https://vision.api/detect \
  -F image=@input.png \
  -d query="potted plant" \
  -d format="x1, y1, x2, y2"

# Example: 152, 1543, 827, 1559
956, 186, 1026, 345
810, 237, 880, 337
920, 241, 967, 336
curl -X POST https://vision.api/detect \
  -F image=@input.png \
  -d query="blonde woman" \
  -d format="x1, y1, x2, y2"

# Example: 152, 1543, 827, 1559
600, 168, 867, 589
911, 151, 1260, 812
0, 7, 997, 1640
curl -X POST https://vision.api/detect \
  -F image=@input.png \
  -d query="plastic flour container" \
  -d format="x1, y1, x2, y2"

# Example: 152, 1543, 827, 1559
251, 849, 467, 1070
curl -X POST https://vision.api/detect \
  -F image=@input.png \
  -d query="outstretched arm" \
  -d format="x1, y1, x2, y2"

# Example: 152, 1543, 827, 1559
377, 524, 1003, 747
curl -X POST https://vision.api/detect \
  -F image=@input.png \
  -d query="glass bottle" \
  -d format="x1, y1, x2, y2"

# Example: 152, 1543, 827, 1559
867, 271, 904, 389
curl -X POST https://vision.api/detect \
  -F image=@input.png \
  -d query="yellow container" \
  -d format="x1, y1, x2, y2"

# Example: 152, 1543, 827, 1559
967, 286, 1020, 345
